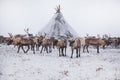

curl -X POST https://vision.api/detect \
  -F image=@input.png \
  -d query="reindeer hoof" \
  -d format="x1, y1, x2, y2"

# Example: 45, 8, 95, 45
59, 55, 61, 57
25, 51, 27, 53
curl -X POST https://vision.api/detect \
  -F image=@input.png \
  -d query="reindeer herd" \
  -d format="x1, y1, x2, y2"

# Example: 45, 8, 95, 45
5, 30, 120, 58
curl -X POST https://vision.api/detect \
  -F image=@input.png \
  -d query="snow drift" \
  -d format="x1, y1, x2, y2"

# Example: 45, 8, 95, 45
0, 44, 120, 80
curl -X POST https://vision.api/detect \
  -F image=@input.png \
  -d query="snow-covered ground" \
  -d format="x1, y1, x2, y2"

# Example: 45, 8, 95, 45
0, 44, 120, 80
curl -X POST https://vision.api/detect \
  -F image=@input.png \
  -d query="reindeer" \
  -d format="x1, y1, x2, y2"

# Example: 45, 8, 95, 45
7, 33, 22, 47
40, 37, 54, 53
69, 38, 81, 58
83, 38, 106, 53
53, 39, 67, 56
40, 38, 49, 53
17, 38, 35, 53
108, 37, 120, 48
7, 32, 35, 54
24, 28, 35, 50
46, 37, 55, 53
33, 35, 43, 51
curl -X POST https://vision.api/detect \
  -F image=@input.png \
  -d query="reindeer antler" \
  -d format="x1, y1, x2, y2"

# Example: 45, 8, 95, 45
8, 33, 13, 38
24, 28, 29, 34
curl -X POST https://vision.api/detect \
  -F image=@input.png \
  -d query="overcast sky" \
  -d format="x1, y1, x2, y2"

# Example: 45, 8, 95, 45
0, 0, 120, 37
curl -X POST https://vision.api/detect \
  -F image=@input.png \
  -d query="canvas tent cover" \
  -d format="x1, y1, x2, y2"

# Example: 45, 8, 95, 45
38, 6, 79, 39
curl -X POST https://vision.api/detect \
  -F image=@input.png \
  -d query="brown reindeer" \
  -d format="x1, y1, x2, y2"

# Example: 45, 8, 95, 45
46, 37, 55, 53
69, 38, 81, 58
40, 38, 49, 53
33, 35, 43, 51
18, 38, 35, 54
40, 37, 54, 53
0, 35, 5, 43
108, 37, 120, 48
83, 38, 106, 53
53, 39, 67, 56
7, 33, 35, 54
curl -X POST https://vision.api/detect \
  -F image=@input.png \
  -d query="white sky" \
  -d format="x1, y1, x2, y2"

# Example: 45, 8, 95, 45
0, 0, 120, 37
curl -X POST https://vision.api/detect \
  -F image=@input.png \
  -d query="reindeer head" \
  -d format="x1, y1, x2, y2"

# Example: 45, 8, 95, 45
53, 39, 58, 46
69, 40, 75, 46
7, 33, 14, 45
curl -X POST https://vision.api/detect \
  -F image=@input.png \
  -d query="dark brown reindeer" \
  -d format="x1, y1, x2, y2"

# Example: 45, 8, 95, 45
53, 39, 67, 56
83, 38, 106, 53
69, 38, 81, 58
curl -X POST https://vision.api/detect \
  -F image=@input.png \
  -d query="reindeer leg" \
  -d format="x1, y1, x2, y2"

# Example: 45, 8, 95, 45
17, 45, 21, 53
44, 47, 46, 51
86, 45, 89, 53
97, 45, 99, 53
59, 48, 61, 56
65, 47, 66, 56
48, 46, 50, 53
40, 46, 44, 53
53, 45, 55, 49
37, 44, 40, 51
71, 49, 73, 58
79, 47, 81, 57
22, 45, 30, 53
21, 46, 26, 53
50, 45, 52, 53
76, 48, 78, 58
49, 45, 52, 53
83, 45, 85, 53
103, 45, 105, 49
32, 45, 35, 54
30, 45, 32, 51
36, 44, 38, 51
24, 45, 30, 53
45, 46, 48, 53
61, 48, 64, 56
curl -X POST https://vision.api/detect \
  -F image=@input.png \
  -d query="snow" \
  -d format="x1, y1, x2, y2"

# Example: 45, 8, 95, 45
0, 44, 120, 80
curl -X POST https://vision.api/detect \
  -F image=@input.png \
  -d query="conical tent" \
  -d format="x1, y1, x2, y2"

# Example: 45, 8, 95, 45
38, 5, 79, 39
